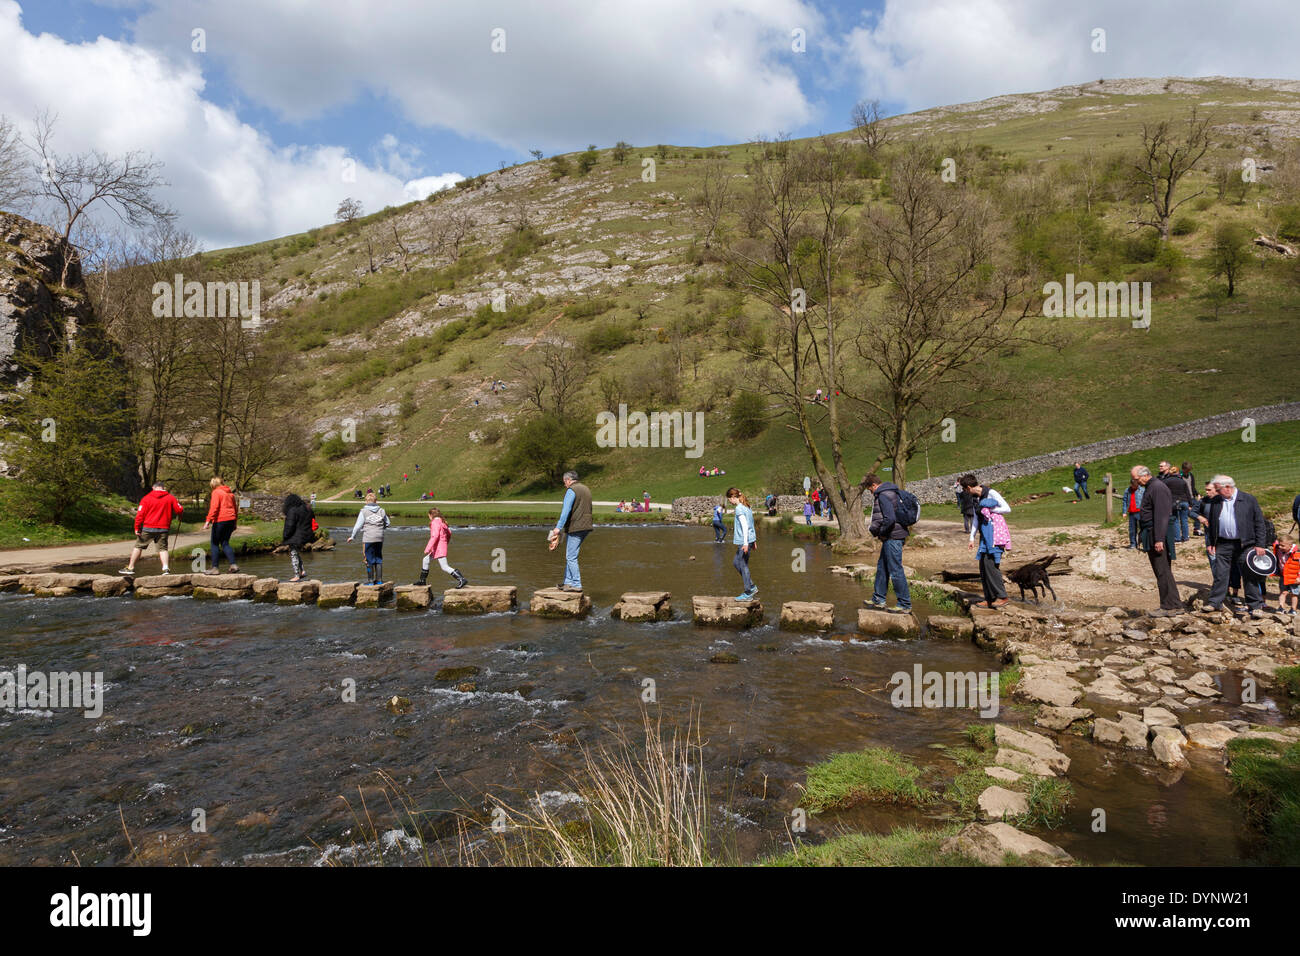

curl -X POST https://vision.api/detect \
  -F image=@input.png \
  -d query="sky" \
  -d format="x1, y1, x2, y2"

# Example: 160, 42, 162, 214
2, 0, 1298, 249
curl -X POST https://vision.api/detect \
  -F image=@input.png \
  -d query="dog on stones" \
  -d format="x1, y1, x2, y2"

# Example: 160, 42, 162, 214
1007, 554, 1058, 604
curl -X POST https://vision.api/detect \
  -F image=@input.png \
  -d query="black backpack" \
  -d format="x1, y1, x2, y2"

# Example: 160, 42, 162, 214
892, 488, 921, 527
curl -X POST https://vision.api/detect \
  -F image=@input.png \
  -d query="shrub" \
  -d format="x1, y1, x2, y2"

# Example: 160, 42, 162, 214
802, 748, 934, 813
727, 391, 767, 440
583, 322, 634, 353
1171, 215, 1198, 236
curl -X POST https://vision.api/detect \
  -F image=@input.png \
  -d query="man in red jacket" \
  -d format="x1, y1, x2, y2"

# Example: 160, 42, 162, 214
119, 481, 184, 576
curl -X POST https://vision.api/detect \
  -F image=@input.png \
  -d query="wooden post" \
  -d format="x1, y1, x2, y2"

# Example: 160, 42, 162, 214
1104, 473, 1113, 523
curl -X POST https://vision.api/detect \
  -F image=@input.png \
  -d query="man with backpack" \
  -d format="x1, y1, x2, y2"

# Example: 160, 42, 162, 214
866, 472, 917, 613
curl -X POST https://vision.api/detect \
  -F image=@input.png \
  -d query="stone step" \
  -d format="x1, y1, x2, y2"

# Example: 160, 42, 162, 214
611, 591, 671, 622
779, 601, 834, 632
857, 607, 920, 638
252, 578, 279, 602
277, 580, 321, 605
692, 596, 764, 629
355, 582, 395, 608
926, 614, 975, 640
317, 582, 358, 608
442, 585, 517, 614
531, 588, 592, 618
189, 573, 257, 590
395, 585, 433, 609
192, 583, 254, 600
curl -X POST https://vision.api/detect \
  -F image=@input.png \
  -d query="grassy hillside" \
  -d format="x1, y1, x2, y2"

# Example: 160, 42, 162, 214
205, 76, 1300, 503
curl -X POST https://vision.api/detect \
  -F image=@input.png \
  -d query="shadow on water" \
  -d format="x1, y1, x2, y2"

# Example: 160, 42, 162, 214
0, 524, 1261, 865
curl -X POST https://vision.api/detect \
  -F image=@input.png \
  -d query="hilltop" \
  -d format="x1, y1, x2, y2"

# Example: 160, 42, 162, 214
198, 76, 1300, 503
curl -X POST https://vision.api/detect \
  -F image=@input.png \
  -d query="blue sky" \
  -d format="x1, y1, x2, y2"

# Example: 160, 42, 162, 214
3, 0, 1297, 248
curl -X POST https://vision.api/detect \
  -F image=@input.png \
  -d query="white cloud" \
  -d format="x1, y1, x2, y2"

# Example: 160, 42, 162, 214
846, 0, 1300, 112
0, 0, 448, 248
128, 0, 821, 150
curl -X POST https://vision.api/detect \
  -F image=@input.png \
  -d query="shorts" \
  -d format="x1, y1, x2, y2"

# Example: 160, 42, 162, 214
135, 529, 168, 549
1288, 584, 1300, 596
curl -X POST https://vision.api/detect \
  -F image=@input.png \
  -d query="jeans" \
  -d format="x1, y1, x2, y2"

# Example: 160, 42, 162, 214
713, 521, 725, 542
805, 513, 813, 525
872, 538, 911, 609
1176, 501, 1190, 542
564, 530, 589, 588
210, 519, 237, 568
733, 546, 755, 593
1128, 513, 1140, 548
1074, 480, 1089, 500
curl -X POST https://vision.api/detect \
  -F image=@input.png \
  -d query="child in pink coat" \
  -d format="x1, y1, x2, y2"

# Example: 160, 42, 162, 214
414, 508, 468, 588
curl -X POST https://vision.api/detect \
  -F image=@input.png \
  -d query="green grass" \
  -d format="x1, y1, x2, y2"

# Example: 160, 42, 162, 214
942, 724, 1073, 826
801, 748, 935, 813
1225, 737, 1300, 864
761, 825, 984, 866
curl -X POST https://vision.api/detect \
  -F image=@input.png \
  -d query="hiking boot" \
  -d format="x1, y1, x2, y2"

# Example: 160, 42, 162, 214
452, 569, 469, 588
414, 571, 429, 586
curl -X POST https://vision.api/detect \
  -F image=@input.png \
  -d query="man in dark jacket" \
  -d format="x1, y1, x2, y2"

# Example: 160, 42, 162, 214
866, 473, 910, 612
1205, 475, 1269, 613
1134, 466, 1182, 612
1072, 462, 1090, 501
955, 482, 976, 533
1159, 461, 1193, 543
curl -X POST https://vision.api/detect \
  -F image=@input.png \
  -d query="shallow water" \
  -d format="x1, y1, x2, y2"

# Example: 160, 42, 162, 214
0, 524, 1266, 865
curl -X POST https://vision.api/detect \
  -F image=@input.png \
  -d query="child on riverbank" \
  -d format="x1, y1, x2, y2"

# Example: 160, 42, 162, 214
1276, 536, 1299, 614
415, 508, 468, 588
727, 487, 758, 601
347, 492, 391, 585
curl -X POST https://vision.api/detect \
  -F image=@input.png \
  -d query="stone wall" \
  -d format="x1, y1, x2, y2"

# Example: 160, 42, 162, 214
905, 402, 1300, 504
672, 494, 810, 518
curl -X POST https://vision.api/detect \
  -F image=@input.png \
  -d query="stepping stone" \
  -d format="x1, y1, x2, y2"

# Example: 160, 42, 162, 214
1183, 722, 1239, 749
611, 591, 671, 622
1034, 706, 1093, 731
91, 575, 130, 597
531, 588, 592, 618
133, 573, 193, 599
1093, 715, 1148, 749
355, 583, 395, 608
926, 615, 974, 640
692, 596, 764, 629
277, 580, 321, 605
442, 585, 517, 614
192, 573, 257, 601
995, 724, 1070, 775
984, 765, 1023, 783
1150, 726, 1188, 767
1141, 706, 1179, 728
977, 786, 1029, 821
779, 601, 834, 632
857, 607, 920, 638
395, 585, 433, 609
0, 575, 21, 592
942, 822, 1072, 866
317, 582, 358, 608
252, 578, 279, 602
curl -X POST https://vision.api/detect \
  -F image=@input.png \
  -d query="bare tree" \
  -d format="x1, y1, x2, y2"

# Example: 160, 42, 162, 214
850, 99, 890, 154
27, 112, 175, 284
720, 135, 875, 548
691, 158, 732, 248
0, 114, 30, 210
508, 338, 590, 421
390, 222, 410, 272
335, 197, 363, 224
1131, 108, 1212, 239
847, 141, 1053, 487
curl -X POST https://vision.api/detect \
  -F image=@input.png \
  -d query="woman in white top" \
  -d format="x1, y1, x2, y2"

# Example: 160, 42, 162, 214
962, 474, 1012, 608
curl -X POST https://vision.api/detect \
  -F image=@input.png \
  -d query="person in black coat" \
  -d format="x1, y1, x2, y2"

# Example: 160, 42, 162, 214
282, 493, 316, 582
1159, 460, 1193, 543
955, 482, 976, 533
1134, 466, 1182, 612
1204, 475, 1268, 612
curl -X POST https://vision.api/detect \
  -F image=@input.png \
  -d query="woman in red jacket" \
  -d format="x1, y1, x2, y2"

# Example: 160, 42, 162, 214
203, 476, 240, 573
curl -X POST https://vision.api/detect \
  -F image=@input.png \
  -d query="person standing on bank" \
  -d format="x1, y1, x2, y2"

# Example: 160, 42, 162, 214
1134, 466, 1183, 613
961, 474, 1011, 609
203, 476, 240, 574
1204, 475, 1269, 614
1159, 460, 1193, 543
866, 473, 911, 613
726, 487, 758, 601
549, 471, 593, 592
1072, 462, 1090, 502
1121, 477, 1144, 549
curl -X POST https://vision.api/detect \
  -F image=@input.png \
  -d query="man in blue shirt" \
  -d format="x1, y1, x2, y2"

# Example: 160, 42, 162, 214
548, 471, 593, 591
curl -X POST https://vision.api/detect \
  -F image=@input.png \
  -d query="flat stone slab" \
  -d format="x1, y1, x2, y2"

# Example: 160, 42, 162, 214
395, 585, 433, 609
355, 582, 395, 608
1151, 727, 1188, 767
20, 573, 98, 592
779, 601, 834, 632
133, 573, 193, 589
926, 614, 974, 640
133, 585, 191, 599
1016, 675, 1083, 708
531, 588, 592, 618
276, 580, 321, 605
611, 591, 671, 622
1034, 706, 1093, 732
442, 585, 517, 614
942, 822, 1072, 866
0, 575, 21, 591
857, 607, 920, 638
1093, 715, 1149, 749
977, 786, 1029, 821
995, 724, 1070, 775
91, 576, 130, 597
252, 578, 279, 602
317, 582, 358, 608
692, 596, 764, 629
191, 573, 257, 590
984, 765, 1024, 783
1183, 722, 1239, 749
192, 584, 253, 601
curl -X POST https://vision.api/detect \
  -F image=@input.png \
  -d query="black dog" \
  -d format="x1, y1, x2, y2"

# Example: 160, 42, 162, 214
1008, 554, 1059, 604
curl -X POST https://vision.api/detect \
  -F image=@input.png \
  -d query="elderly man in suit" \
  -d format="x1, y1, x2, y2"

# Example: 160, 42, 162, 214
1204, 474, 1269, 613
1133, 465, 1183, 613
